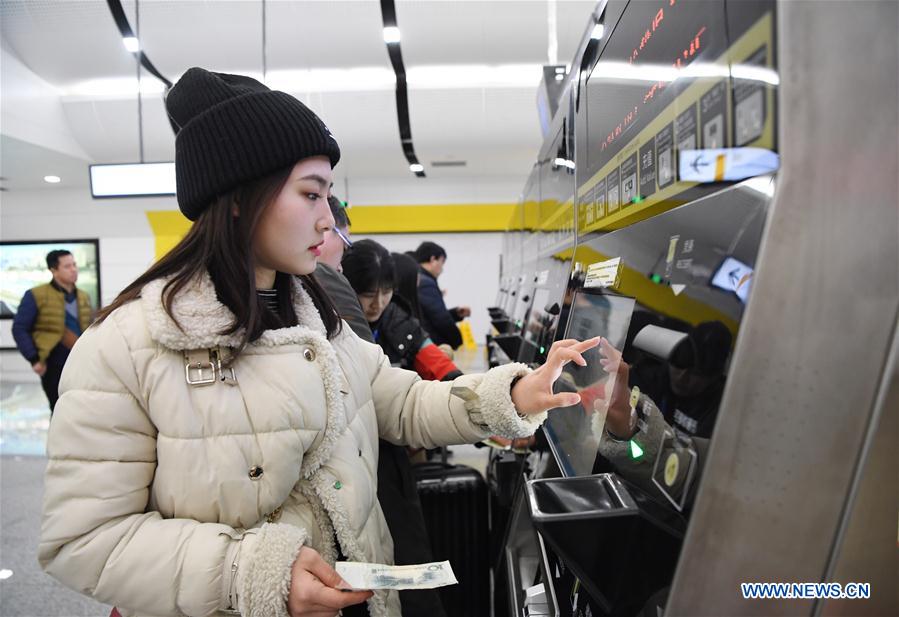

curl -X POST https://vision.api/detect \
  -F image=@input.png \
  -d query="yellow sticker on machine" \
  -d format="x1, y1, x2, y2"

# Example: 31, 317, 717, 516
584, 257, 623, 290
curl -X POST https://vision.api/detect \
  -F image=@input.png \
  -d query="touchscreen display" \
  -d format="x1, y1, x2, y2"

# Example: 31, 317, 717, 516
543, 290, 637, 477
523, 288, 551, 345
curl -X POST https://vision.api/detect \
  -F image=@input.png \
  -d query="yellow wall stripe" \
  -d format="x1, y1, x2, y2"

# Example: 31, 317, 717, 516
146, 211, 192, 261
348, 203, 517, 233
146, 204, 518, 261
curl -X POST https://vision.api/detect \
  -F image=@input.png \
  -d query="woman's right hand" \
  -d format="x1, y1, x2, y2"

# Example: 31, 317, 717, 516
288, 547, 372, 617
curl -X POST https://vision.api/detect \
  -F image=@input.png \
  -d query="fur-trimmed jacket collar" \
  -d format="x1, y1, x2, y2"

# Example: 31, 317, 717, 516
140, 271, 327, 351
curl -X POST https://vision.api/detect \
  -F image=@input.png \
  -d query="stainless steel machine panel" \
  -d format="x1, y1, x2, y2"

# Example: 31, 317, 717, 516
666, 1, 899, 614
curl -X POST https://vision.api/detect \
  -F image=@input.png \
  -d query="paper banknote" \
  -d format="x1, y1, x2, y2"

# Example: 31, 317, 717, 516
336, 560, 458, 590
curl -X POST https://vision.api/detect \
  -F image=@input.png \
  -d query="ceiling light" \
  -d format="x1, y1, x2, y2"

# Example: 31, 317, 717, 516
64, 76, 167, 98
554, 67, 566, 74
406, 64, 541, 89
65, 64, 546, 98
409, 163, 424, 173
43, 175, 61, 184
90, 162, 175, 198
122, 37, 140, 53
554, 74, 564, 81
265, 67, 395, 93
383, 27, 401, 44
591, 24, 605, 40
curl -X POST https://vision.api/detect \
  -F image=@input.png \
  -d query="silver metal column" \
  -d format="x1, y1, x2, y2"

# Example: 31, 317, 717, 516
666, 1, 899, 615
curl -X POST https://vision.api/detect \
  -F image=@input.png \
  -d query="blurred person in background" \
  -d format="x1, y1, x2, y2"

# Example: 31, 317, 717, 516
393, 251, 455, 361
343, 240, 461, 382
12, 249, 93, 414
313, 195, 372, 340
413, 241, 470, 350
343, 238, 467, 616
317, 195, 351, 274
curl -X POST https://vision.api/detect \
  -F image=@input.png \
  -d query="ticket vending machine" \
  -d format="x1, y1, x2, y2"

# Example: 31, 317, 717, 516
497, 0, 897, 615
502, 0, 780, 611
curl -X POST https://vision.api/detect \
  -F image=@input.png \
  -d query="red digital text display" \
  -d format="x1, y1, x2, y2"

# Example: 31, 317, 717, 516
599, 0, 709, 153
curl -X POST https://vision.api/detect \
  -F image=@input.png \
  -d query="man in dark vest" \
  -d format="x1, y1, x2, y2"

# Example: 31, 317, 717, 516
12, 249, 93, 414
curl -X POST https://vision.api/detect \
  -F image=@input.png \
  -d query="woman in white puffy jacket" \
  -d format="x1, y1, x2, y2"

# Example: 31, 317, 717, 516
38, 68, 598, 617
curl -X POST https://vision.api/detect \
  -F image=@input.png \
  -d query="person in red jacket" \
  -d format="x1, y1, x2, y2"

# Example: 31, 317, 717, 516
342, 239, 461, 381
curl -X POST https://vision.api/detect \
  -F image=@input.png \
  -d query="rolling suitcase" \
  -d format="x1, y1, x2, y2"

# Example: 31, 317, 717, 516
413, 460, 490, 617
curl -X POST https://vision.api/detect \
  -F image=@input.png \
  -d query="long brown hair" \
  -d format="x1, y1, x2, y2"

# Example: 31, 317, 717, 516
96, 165, 341, 347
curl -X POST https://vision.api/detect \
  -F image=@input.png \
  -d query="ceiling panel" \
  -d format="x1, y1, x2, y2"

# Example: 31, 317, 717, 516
1, 0, 600, 190
0, 135, 91, 190
0, 0, 134, 84
396, 0, 595, 66
408, 87, 541, 146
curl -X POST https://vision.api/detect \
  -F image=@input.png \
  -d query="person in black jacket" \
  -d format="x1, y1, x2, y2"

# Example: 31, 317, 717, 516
342, 239, 463, 617
392, 251, 423, 320
343, 240, 461, 381
413, 241, 470, 349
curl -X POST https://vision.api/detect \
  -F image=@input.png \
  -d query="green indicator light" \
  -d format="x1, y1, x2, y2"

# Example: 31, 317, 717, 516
632, 195, 643, 204
539, 346, 546, 354
630, 440, 644, 459
651, 274, 663, 284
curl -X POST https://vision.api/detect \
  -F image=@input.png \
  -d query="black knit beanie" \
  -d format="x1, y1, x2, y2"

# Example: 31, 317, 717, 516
165, 67, 341, 221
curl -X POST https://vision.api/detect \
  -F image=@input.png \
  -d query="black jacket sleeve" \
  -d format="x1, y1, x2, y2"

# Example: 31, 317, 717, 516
12, 289, 40, 364
417, 275, 463, 349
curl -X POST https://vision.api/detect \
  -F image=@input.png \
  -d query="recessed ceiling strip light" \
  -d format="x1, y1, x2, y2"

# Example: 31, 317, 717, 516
380, 0, 425, 178
105, 0, 172, 89
93, 0, 178, 200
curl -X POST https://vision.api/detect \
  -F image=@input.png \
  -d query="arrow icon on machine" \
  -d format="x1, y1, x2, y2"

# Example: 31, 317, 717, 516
690, 154, 710, 174
728, 268, 742, 289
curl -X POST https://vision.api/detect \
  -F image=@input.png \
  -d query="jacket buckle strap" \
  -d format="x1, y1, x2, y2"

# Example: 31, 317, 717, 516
213, 347, 238, 386
184, 349, 216, 386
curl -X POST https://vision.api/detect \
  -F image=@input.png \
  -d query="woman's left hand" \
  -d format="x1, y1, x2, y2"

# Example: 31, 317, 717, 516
511, 337, 602, 415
